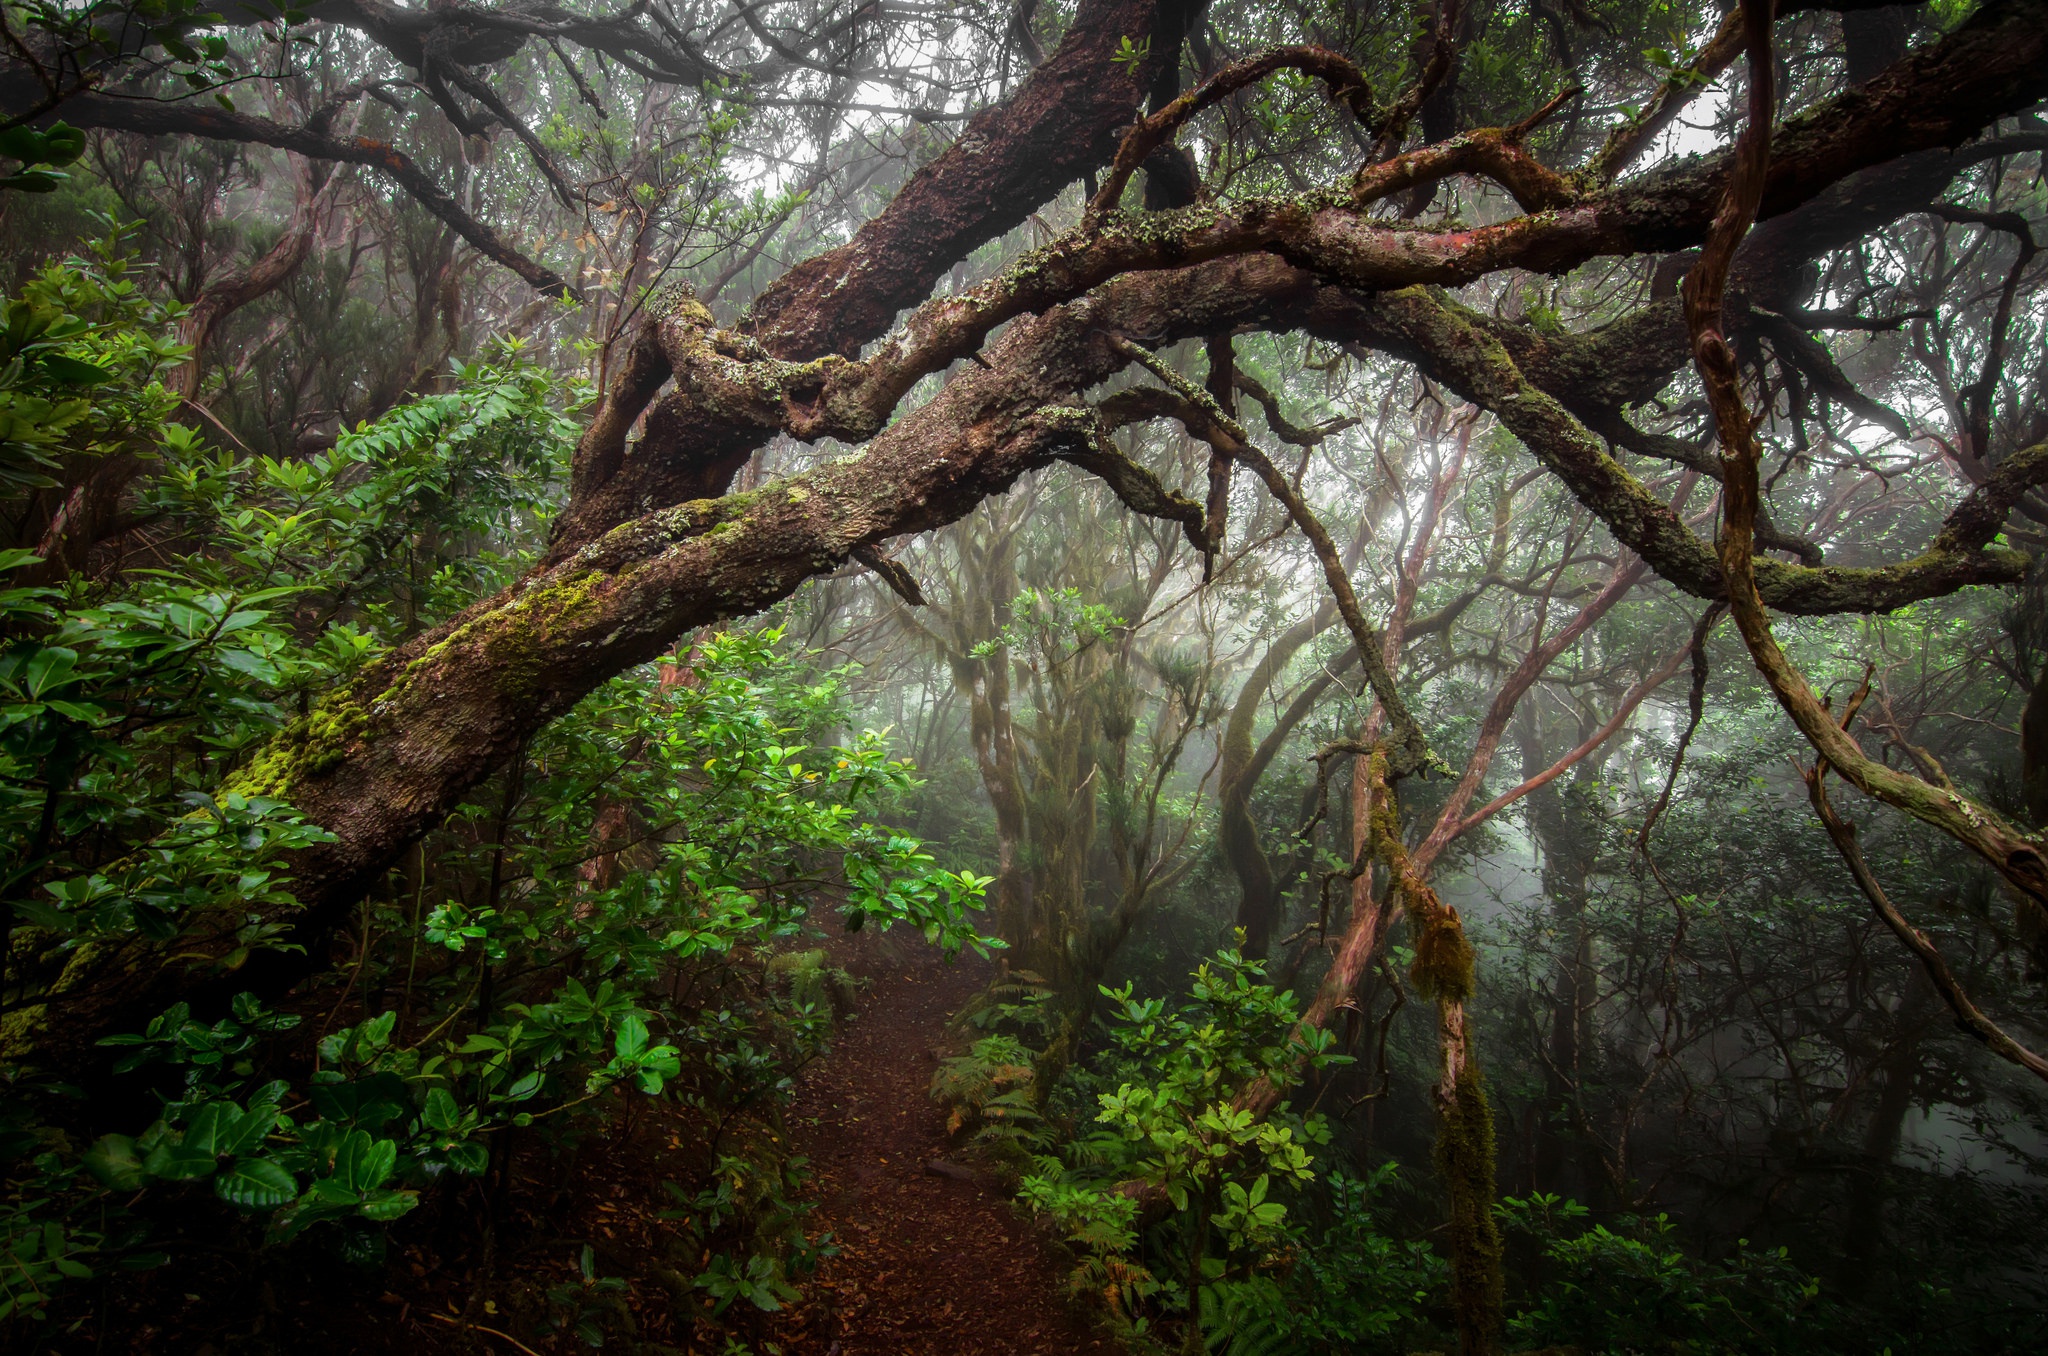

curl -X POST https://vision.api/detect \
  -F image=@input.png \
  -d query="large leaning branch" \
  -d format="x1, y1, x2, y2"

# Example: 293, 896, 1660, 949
14, 0, 2048, 1067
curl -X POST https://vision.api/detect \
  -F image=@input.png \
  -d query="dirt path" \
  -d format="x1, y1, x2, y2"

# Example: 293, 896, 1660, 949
762, 934, 1117, 1356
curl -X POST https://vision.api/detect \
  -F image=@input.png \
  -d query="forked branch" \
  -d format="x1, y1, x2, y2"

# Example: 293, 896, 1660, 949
1107, 336, 1430, 776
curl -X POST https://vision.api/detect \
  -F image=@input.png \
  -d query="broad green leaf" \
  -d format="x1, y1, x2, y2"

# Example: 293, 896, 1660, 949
22, 645, 77, 697
82, 1134, 146, 1190
219, 1103, 278, 1158
143, 1141, 218, 1181
421, 1087, 460, 1132
334, 1130, 397, 1193
309, 1071, 410, 1130
357, 1188, 419, 1222
216, 1158, 297, 1209
181, 1101, 235, 1155
443, 1141, 488, 1175
39, 353, 112, 385
614, 1013, 649, 1058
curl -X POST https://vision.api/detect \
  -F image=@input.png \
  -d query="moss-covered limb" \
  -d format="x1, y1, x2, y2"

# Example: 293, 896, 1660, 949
1435, 1048, 1505, 1356
1231, 367, 1357, 450
1234, 741, 1508, 1347
553, 0, 1175, 548
1347, 285, 2035, 616
1687, 5, 2048, 919
737, 0, 1170, 362
1731, 542, 2048, 902
1052, 415, 1208, 558
1362, 753, 1503, 1356
1216, 422, 1450, 955
10, 266, 1256, 1067
856, 0, 2048, 429
1350, 117, 1582, 218
565, 0, 2048, 556
1932, 439, 2048, 556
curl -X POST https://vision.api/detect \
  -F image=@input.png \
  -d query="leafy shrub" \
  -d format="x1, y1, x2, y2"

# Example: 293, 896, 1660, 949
1017, 950, 1346, 1352
1500, 1193, 1829, 1355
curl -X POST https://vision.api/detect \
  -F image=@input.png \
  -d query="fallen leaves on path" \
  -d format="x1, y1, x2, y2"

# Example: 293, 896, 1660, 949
762, 934, 1118, 1356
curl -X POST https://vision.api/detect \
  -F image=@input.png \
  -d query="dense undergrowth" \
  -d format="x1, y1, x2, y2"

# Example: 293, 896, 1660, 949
937, 946, 2037, 1356
0, 240, 989, 1347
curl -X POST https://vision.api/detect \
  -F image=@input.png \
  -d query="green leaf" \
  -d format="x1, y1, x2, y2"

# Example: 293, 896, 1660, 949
143, 1141, 219, 1181
22, 645, 78, 697
421, 1087, 460, 1132
443, 1141, 488, 1175
39, 123, 84, 161
182, 1101, 236, 1155
357, 1188, 418, 1222
41, 698, 106, 724
219, 1103, 278, 1157
308, 1177, 361, 1207
614, 1012, 649, 1058
2, 169, 68, 192
39, 353, 113, 385
82, 1134, 147, 1190
309, 1072, 411, 1130
216, 1158, 297, 1209
334, 1130, 397, 1193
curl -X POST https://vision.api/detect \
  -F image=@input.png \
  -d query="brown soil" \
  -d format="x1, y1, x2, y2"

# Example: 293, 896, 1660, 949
761, 932, 1119, 1356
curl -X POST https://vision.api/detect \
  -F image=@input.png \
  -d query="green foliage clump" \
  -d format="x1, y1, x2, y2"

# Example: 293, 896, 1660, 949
1018, 950, 1348, 1353
1500, 1193, 1829, 1355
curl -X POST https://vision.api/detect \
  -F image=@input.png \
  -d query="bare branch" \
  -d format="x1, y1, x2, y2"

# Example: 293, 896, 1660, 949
1808, 755, 2048, 1084
1086, 44, 1374, 218
1107, 335, 1431, 778
59, 93, 578, 298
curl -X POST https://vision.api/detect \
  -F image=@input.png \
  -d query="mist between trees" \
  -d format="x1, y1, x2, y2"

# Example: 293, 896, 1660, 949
2, 0, 2046, 1352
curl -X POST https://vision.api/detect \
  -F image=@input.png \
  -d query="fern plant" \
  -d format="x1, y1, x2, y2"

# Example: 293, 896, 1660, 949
931, 1033, 1043, 1141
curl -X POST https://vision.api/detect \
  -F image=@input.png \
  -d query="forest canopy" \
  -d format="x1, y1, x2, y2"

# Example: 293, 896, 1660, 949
2, 0, 2046, 1352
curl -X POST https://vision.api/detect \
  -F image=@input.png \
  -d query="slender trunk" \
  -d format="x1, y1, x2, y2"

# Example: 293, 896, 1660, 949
1518, 706, 1602, 1201
1220, 612, 1328, 956
2016, 658, 2048, 975
169, 157, 331, 401
1372, 754, 1503, 1356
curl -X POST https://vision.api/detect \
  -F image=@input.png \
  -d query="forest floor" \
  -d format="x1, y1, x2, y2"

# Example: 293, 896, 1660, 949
760, 931, 1119, 1355
72, 931, 1113, 1354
